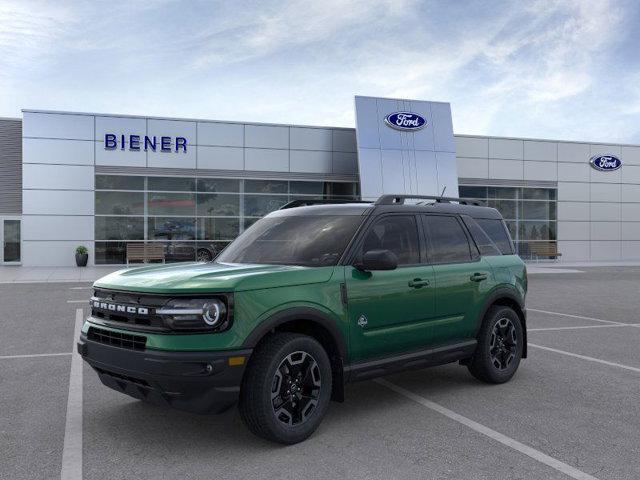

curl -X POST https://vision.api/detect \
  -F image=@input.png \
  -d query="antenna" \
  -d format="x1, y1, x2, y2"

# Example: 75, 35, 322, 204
439, 186, 447, 198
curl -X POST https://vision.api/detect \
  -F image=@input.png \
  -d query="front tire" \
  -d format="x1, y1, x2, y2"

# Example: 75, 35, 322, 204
467, 306, 523, 384
239, 333, 332, 444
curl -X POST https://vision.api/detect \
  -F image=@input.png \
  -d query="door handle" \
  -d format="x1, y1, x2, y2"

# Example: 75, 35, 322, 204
408, 278, 430, 288
470, 272, 488, 282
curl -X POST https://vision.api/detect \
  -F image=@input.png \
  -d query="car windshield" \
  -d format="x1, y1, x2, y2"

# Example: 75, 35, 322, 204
217, 215, 363, 267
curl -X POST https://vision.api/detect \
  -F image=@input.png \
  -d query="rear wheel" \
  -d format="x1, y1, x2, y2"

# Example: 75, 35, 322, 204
467, 306, 523, 383
239, 333, 332, 444
196, 249, 213, 262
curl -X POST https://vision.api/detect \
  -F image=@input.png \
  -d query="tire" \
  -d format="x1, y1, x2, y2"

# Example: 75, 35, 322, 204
467, 306, 523, 384
238, 333, 332, 444
196, 249, 213, 262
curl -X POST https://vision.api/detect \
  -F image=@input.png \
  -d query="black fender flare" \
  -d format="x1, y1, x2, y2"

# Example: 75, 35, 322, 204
475, 287, 527, 358
242, 306, 348, 361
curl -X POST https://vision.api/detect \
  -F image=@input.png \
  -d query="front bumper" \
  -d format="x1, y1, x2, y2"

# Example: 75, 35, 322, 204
78, 333, 251, 414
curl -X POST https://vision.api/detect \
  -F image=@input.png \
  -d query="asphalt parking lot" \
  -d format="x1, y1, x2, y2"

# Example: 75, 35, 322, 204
2, 267, 640, 480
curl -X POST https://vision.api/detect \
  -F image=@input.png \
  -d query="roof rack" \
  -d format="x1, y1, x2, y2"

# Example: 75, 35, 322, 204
374, 194, 484, 206
279, 199, 372, 210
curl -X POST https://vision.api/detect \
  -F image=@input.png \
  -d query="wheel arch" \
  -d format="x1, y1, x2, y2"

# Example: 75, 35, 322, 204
477, 287, 527, 358
242, 307, 348, 401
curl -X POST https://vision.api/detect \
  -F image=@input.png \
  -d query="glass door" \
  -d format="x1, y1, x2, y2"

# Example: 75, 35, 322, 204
1, 218, 21, 264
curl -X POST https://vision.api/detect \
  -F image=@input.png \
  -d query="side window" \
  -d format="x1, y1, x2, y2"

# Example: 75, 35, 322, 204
360, 215, 420, 265
423, 215, 472, 264
461, 215, 502, 256
475, 218, 515, 255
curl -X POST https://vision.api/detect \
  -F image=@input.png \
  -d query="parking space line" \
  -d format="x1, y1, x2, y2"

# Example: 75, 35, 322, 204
376, 378, 599, 480
529, 343, 640, 373
66, 300, 87, 304
61, 309, 83, 480
528, 309, 624, 325
69, 287, 92, 290
528, 324, 640, 332
0, 352, 72, 360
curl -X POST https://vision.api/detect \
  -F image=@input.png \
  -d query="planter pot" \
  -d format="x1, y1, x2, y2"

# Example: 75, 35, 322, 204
75, 253, 88, 267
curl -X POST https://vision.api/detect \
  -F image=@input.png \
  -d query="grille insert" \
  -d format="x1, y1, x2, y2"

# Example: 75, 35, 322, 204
88, 326, 147, 351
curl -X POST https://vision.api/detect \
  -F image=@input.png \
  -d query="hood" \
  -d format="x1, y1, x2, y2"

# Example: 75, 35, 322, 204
93, 262, 335, 294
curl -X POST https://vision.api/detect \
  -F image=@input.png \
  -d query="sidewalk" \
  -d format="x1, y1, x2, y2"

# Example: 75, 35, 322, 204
0, 266, 123, 283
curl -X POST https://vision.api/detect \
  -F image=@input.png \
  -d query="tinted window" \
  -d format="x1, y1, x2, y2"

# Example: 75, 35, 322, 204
217, 215, 363, 267
475, 218, 514, 254
461, 216, 501, 256
360, 216, 420, 265
424, 215, 472, 264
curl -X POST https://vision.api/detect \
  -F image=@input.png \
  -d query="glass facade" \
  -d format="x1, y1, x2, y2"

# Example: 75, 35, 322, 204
95, 175, 360, 264
459, 186, 557, 259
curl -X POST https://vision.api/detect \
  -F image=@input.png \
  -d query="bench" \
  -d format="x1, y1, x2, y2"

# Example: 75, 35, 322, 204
528, 242, 562, 261
126, 243, 165, 265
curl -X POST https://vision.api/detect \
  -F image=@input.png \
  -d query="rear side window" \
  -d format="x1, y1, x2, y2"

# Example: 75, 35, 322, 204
462, 216, 502, 256
360, 215, 420, 265
475, 218, 514, 255
423, 215, 472, 264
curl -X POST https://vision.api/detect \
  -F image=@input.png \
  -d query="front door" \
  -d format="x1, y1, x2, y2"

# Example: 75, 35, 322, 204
346, 214, 435, 362
1, 218, 21, 264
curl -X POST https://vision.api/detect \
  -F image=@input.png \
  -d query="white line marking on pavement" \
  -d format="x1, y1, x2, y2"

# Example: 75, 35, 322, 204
61, 309, 83, 480
528, 324, 640, 332
0, 352, 72, 360
66, 300, 87, 304
529, 343, 640, 373
528, 309, 623, 325
376, 378, 599, 480
69, 286, 92, 290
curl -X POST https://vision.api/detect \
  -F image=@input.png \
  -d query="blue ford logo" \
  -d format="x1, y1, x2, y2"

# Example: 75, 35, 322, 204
384, 112, 427, 131
590, 155, 622, 171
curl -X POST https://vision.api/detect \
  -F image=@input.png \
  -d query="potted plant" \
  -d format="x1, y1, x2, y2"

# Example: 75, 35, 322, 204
75, 245, 88, 267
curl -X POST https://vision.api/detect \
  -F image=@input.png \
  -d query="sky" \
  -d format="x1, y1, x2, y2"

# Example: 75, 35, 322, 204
1, 0, 639, 143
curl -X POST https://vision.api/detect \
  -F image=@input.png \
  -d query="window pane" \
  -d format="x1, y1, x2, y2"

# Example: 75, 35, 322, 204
95, 217, 144, 240
197, 193, 240, 216
522, 188, 554, 200
148, 217, 196, 240
197, 218, 240, 240
475, 218, 514, 254
3, 220, 20, 262
328, 182, 358, 198
244, 179, 288, 194
488, 187, 517, 199
290, 181, 324, 196
95, 175, 144, 190
196, 241, 229, 261
424, 215, 472, 263
243, 217, 260, 230
95, 241, 127, 264
488, 199, 516, 219
244, 195, 289, 217
147, 176, 195, 192
520, 221, 556, 241
521, 201, 555, 220
148, 193, 196, 215
196, 178, 240, 193
459, 186, 487, 199
162, 241, 195, 262
96, 191, 144, 215
361, 216, 420, 265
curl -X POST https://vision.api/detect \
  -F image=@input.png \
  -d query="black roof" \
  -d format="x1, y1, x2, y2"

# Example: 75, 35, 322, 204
272, 195, 504, 220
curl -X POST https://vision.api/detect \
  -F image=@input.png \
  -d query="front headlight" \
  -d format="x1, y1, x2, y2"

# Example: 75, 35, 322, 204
157, 298, 228, 331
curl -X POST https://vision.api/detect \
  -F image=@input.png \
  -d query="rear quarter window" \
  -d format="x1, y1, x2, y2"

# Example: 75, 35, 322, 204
474, 218, 515, 255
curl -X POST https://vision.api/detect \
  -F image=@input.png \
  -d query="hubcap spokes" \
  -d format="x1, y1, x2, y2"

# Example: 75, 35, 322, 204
490, 318, 517, 371
271, 351, 321, 426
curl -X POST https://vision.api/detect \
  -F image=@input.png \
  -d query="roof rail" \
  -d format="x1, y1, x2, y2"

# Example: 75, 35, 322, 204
374, 194, 484, 206
279, 199, 371, 210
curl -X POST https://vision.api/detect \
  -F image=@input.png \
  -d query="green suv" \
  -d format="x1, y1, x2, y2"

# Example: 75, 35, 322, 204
78, 194, 527, 444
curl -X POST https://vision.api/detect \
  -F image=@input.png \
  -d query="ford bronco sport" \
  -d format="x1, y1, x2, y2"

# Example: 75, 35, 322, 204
78, 194, 527, 444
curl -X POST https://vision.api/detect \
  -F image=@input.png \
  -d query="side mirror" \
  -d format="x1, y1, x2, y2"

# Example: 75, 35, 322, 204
355, 249, 398, 271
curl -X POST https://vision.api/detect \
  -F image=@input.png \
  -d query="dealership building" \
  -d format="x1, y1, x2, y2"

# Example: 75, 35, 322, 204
0, 95, 639, 267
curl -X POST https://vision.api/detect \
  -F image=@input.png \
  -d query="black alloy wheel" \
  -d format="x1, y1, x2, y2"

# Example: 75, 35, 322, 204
489, 317, 518, 371
271, 351, 321, 426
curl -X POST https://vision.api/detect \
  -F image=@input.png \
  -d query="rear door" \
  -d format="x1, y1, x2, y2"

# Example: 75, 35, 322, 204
345, 214, 436, 362
422, 214, 493, 344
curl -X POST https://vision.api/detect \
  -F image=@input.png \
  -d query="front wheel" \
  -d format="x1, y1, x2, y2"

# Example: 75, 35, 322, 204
467, 306, 523, 384
239, 333, 332, 444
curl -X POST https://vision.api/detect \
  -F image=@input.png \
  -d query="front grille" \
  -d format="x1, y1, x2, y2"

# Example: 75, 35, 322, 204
91, 289, 168, 331
88, 326, 147, 351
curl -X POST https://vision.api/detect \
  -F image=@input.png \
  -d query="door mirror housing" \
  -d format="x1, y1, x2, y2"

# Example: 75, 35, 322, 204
355, 249, 398, 271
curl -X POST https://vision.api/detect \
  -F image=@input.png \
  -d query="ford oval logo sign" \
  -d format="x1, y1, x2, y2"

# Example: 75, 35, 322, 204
590, 155, 622, 172
384, 112, 427, 131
